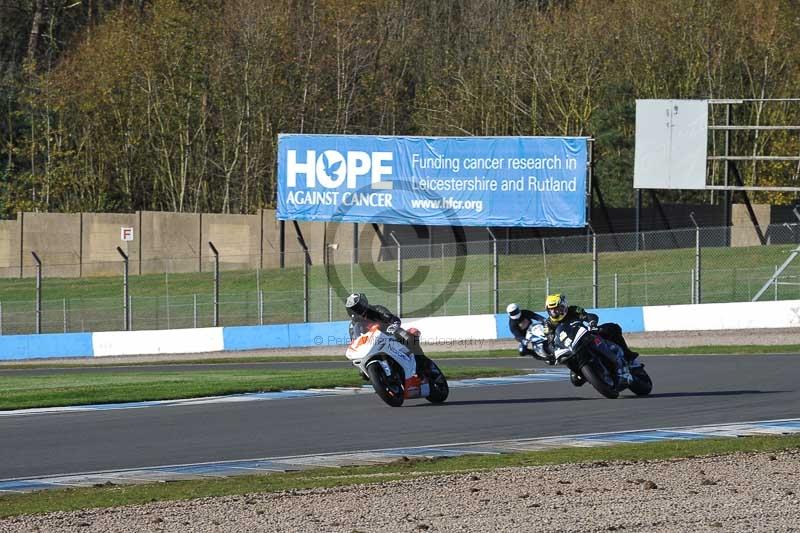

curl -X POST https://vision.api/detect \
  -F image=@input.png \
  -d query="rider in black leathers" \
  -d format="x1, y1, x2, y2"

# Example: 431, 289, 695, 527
506, 303, 550, 360
543, 293, 638, 386
345, 293, 435, 378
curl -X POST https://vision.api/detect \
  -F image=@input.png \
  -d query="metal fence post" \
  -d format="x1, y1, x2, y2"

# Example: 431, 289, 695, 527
390, 232, 402, 317
208, 241, 220, 327
164, 268, 171, 329
614, 273, 618, 308
259, 289, 264, 325
774, 265, 779, 300
690, 269, 695, 304
303, 255, 309, 322
589, 225, 598, 308
486, 228, 499, 314
690, 213, 701, 304
326, 244, 338, 321
294, 232, 310, 323
116, 247, 129, 331
128, 294, 132, 330
31, 252, 42, 334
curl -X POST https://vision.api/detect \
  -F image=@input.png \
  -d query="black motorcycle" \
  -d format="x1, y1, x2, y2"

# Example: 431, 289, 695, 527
525, 319, 652, 399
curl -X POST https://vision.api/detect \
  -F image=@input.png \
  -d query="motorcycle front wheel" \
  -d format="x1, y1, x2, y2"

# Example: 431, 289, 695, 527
425, 363, 449, 404
366, 362, 404, 407
628, 366, 653, 396
580, 361, 619, 399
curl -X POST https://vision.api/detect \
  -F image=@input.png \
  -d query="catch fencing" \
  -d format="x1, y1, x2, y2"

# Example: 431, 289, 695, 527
1, 223, 800, 335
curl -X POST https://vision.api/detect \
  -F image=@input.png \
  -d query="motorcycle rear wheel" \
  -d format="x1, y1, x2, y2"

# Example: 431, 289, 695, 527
628, 366, 653, 396
425, 363, 449, 404
366, 362, 404, 407
580, 361, 619, 399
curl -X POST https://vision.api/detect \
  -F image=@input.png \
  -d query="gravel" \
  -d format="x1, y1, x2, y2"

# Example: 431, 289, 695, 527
3, 449, 799, 532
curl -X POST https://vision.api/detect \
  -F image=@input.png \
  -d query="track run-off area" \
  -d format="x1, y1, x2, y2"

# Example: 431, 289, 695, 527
1, 353, 799, 492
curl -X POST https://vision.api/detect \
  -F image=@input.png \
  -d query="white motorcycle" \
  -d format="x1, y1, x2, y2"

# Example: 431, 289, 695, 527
345, 325, 449, 407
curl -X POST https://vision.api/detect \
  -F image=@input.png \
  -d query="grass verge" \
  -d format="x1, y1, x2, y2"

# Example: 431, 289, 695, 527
0, 434, 798, 518
2, 343, 799, 370
0, 365, 519, 411
636, 344, 800, 355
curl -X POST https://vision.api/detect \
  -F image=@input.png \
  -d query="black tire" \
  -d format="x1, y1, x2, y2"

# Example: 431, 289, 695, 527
580, 361, 619, 399
366, 362, 404, 407
425, 363, 449, 404
628, 367, 653, 396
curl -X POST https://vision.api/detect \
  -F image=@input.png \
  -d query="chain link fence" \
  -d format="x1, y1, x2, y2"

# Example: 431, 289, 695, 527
2, 223, 800, 335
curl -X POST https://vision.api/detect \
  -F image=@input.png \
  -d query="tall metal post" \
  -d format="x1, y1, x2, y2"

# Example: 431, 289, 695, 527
390, 232, 403, 317
303, 255, 309, 322
117, 247, 130, 331
31, 252, 42, 333
723, 104, 731, 234
208, 241, 220, 327
295, 232, 310, 322
259, 290, 264, 325
589, 225, 598, 308
326, 244, 338, 321
774, 265, 779, 301
690, 213, 701, 304
486, 228, 499, 314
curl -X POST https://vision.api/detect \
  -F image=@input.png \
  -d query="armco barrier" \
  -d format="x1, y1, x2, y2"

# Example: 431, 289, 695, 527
0, 332, 93, 360
0, 300, 798, 360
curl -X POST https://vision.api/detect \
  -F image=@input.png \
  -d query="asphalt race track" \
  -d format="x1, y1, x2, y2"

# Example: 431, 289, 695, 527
1, 354, 798, 481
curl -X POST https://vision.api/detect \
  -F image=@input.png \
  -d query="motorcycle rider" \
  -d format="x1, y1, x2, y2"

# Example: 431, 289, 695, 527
506, 303, 551, 362
345, 293, 436, 379
542, 293, 638, 386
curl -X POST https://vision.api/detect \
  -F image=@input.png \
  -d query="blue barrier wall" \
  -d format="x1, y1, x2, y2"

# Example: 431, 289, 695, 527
0, 333, 94, 360
223, 321, 350, 351
223, 325, 291, 351
495, 306, 645, 340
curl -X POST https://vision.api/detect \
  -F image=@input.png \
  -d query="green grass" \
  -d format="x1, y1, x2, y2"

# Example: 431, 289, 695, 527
2, 242, 800, 334
0, 434, 797, 518
0, 365, 519, 410
637, 344, 800, 355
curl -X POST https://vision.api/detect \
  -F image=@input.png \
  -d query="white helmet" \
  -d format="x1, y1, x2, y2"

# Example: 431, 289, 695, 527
506, 303, 522, 320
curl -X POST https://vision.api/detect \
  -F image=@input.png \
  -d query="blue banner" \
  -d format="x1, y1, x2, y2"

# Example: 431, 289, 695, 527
277, 135, 587, 227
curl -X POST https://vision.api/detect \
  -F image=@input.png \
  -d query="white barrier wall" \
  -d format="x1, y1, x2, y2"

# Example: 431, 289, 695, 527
92, 328, 225, 357
403, 314, 499, 344
641, 300, 800, 331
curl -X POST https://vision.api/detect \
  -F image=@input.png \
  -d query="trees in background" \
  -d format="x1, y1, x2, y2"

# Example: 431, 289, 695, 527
1, 0, 799, 216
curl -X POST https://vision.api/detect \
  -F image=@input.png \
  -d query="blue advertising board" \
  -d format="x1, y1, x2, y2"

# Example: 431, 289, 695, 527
277, 135, 588, 227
